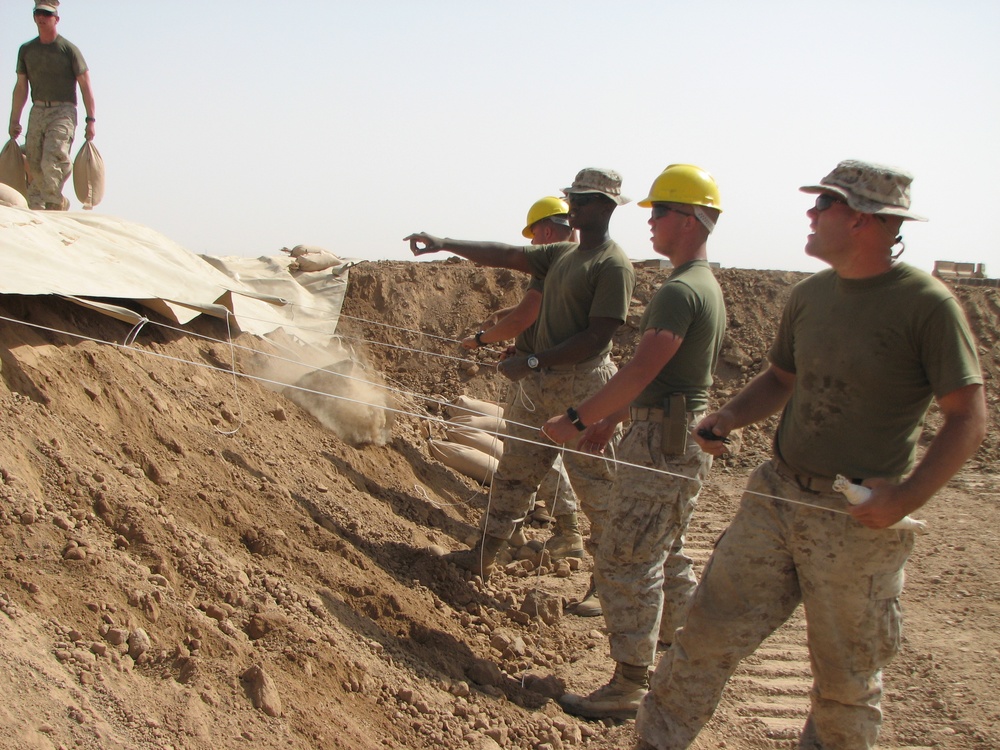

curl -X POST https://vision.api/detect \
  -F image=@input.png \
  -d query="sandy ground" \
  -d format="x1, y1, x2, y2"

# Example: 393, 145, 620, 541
0, 260, 997, 750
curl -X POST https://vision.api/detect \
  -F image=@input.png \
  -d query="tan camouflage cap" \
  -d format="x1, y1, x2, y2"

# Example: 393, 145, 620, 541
34, 1, 59, 12
800, 159, 927, 221
562, 168, 631, 205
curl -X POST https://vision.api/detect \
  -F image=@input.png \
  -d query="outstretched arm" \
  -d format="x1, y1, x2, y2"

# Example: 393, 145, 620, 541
543, 327, 683, 444
695, 363, 795, 455
404, 232, 531, 272
463, 289, 541, 350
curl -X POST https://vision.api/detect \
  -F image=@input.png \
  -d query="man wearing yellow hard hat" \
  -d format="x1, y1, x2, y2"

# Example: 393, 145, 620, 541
544, 164, 726, 720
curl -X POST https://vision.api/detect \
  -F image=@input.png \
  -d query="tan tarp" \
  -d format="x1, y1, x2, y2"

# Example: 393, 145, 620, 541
0, 205, 359, 347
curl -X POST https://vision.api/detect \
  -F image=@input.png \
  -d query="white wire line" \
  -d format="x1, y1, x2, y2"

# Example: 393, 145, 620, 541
0, 311, 692, 482
0, 310, 866, 524
223, 305, 510, 360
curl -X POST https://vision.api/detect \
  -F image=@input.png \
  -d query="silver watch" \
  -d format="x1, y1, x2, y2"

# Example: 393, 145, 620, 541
526, 355, 540, 371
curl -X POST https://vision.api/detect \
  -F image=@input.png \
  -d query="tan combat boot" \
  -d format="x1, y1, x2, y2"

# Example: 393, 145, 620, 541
508, 521, 528, 548
570, 575, 602, 617
559, 662, 649, 720
547, 513, 584, 559
444, 534, 507, 580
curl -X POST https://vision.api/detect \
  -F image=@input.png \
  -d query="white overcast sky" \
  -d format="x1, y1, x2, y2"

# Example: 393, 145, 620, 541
4, 1, 998, 274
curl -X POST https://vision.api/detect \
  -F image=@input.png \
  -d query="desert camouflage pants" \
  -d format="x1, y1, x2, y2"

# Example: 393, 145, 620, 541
25, 103, 76, 209
595, 415, 711, 668
636, 459, 914, 750
485, 359, 618, 553
529, 453, 579, 515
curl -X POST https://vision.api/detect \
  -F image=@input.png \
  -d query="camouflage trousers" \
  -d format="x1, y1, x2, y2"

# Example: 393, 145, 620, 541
636, 459, 914, 750
528, 453, 579, 515
595, 415, 711, 668
25, 103, 77, 209
485, 359, 619, 553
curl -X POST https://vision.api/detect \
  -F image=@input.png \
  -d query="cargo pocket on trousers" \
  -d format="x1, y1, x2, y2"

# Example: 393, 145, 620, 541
869, 569, 904, 669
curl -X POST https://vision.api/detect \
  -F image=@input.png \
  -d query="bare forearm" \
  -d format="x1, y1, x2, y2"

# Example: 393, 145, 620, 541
718, 365, 794, 429
897, 385, 986, 513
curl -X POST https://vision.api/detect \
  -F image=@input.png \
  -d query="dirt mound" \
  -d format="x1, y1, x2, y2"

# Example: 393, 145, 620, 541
0, 260, 997, 750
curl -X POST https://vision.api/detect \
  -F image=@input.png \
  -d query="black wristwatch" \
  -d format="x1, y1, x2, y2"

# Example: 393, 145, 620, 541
474, 330, 486, 348
526, 355, 540, 371
566, 406, 587, 431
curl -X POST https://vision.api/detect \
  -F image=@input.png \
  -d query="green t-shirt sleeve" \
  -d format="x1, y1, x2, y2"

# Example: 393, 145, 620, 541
920, 297, 983, 397
588, 256, 634, 322
643, 281, 696, 337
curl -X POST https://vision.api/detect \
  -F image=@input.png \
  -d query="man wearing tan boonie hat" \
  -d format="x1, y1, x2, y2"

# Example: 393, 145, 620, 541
8, 0, 98, 210
635, 159, 986, 750
405, 168, 635, 585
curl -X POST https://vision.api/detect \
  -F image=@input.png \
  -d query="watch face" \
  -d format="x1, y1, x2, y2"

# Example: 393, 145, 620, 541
527, 356, 539, 370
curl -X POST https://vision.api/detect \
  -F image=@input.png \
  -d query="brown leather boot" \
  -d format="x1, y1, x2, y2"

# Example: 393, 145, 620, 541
570, 575, 602, 617
560, 662, 649, 720
547, 513, 584, 559
444, 534, 506, 580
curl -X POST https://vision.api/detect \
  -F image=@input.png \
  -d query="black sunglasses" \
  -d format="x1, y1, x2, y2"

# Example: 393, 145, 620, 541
567, 193, 604, 207
814, 194, 848, 212
651, 204, 694, 220
33, 9, 55, 17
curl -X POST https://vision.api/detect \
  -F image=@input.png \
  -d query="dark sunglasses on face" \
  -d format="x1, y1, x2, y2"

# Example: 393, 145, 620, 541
651, 204, 694, 220
34, 9, 55, 16
814, 194, 848, 212
568, 193, 602, 207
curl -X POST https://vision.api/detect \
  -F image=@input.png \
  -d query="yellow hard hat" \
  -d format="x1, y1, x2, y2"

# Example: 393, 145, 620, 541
522, 196, 570, 239
638, 164, 722, 211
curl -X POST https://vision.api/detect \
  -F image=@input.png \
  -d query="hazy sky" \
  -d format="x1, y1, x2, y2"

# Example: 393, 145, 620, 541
4, 1, 998, 274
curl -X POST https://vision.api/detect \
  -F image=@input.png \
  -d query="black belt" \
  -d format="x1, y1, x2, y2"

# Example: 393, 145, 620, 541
770, 456, 858, 494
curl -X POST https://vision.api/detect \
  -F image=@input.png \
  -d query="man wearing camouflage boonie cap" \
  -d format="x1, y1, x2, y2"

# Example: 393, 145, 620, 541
405, 168, 635, 583
635, 159, 986, 750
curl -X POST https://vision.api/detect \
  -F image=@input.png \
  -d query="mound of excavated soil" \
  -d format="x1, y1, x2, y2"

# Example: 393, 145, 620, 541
0, 260, 997, 750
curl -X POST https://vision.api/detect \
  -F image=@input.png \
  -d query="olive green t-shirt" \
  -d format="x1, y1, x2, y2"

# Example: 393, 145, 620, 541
514, 275, 545, 354
633, 259, 726, 412
523, 240, 635, 357
770, 263, 982, 479
16, 36, 88, 104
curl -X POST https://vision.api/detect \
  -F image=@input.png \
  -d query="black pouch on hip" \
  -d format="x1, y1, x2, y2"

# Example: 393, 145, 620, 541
661, 394, 688, 456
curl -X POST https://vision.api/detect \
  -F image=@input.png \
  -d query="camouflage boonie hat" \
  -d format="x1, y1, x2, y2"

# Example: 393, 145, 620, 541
800, 159, 927, 221
34, 1, 59, 12
562, 168, 631, 205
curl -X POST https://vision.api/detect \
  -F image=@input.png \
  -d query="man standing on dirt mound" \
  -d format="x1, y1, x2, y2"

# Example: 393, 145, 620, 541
634, 160, 986, 750
462, 196, 589, 570
8, 1, 97, 211
405, 167, 636, 591
543, 164, 726, 720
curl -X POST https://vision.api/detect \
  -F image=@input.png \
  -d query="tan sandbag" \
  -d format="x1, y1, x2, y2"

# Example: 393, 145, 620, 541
449, 412, 507, 434
428, 439, 497, 485
0, 139, 28, 196
0, 182, 28, 209
290, 251, 340, 272
72, 140, 105, 209
445, 424, 504, 460
447, 395, 505, 420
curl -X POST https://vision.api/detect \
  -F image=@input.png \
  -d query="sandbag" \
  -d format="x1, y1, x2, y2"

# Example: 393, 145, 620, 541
0, 182, 28, 209
428, 439, 497, 485
449, 412, 507, 435
72, 140, 105, 209
447, 395, 505, 420
445, 424, 504, 460
0, 139, 28, 196
290, 250, 340, 273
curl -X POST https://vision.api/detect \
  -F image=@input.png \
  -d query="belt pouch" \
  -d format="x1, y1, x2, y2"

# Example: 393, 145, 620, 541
661, 394, 688, 456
